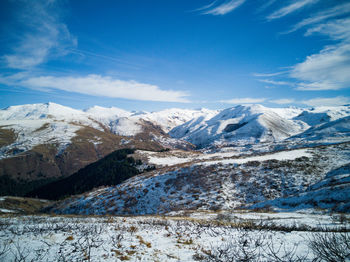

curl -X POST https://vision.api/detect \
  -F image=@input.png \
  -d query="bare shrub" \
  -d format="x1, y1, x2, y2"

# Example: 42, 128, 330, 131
308, 230, 350, 262
264, 239, 308, 262
0, 240, 10, 260
202, 230, 265, 262
11, 242, 31, 262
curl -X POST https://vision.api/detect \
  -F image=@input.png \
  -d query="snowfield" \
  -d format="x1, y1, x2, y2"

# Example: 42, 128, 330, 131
140, 148, 312, 167
0, 213, 349, 262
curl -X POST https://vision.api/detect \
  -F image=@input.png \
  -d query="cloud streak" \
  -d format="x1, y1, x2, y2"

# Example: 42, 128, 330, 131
267, 0, 319, 20
291, 18, 350, 91
287, 2, 350, 33
0, 74, 190, 103
258, 79, 294, 86
255, 3, 350, 93
2, 0, 76, 69
199, 0, 246, 16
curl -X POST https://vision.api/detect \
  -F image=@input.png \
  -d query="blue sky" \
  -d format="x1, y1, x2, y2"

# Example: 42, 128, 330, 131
0, 0, 349, 111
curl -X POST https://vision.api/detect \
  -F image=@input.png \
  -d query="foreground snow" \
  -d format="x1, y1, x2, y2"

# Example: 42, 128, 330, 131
0, 212, 349, 262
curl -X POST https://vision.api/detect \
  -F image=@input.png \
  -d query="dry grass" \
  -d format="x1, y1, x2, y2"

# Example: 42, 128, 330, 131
0, 127, 17, 147
0, 196, 53, 215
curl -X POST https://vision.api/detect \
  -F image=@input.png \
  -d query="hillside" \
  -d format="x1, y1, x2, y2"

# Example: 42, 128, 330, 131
2, 102, 350, 199
0, 103, 196, 196
26, 148, 148, 200
170, 104, 309, 148
48, 142, 350, 215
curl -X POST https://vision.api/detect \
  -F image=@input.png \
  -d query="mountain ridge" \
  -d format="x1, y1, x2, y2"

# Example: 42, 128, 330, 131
1, 102, 350, 197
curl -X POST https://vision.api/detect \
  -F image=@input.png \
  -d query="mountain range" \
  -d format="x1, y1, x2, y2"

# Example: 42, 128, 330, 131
1, 102, 350, 214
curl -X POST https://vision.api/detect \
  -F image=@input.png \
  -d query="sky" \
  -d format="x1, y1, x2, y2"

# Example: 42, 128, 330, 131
0, 0, 350, 111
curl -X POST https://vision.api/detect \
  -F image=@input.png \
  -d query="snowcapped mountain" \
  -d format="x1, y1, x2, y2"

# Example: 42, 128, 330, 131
0, 103, 200, 195
291, 116, 350, 144
2, 102, 350, 197
2, 102, 350, 163
138, 108, 219, 133
170, 104, 309, 148
293, 105, 350, 126
0, 103, 207, 159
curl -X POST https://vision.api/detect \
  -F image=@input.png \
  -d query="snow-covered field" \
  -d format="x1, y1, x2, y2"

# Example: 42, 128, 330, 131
0, 212, 349, 262
140, 148, 312, 167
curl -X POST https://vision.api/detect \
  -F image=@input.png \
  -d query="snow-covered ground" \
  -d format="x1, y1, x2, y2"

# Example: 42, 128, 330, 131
139, 148, 312, 167
0, 213, 349, 262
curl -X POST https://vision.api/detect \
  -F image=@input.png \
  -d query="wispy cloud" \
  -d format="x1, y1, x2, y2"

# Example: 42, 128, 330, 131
267, 0, 319, 20
286, 2, 350, 33
301, 96, 350, 107
291, 18, 350, 91
252, 71, 287, 77
199, 0, 246, 16
0, 74, 190, 103
220, 97, 266, 104
254, 3, 350, 93
270, 98, 295, 104
258, 79, 294, 86
193, 0, 219, 12
2, 0, 76, 69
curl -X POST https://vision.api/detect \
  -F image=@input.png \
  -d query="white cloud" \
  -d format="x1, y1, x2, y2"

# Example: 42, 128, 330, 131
258, 79, 294, 86
301, 96, 350, 107
287, 2, 350, 33
220, 97, 266, 104
200, 0, 246, 15
257, 0, 278, 12
2, 0, 76, 69
270, 98, 295, 104
291, 18, 350, 91
252, 71, 287, 77
253, 2, 350, 93
267, 0, 319, 20
0, 74, 190, 103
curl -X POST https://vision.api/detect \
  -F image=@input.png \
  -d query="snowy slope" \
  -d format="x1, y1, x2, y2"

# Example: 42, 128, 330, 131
250, 163, 350, 212
290, 116, 350, 144
0, 103, 210, 158
2, 102, 350, 160
139, 108, 219, 133
294, 105, 350, 126
0, 103, 100, 159
170, 104, 309, 147
49, 142, 350, 215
